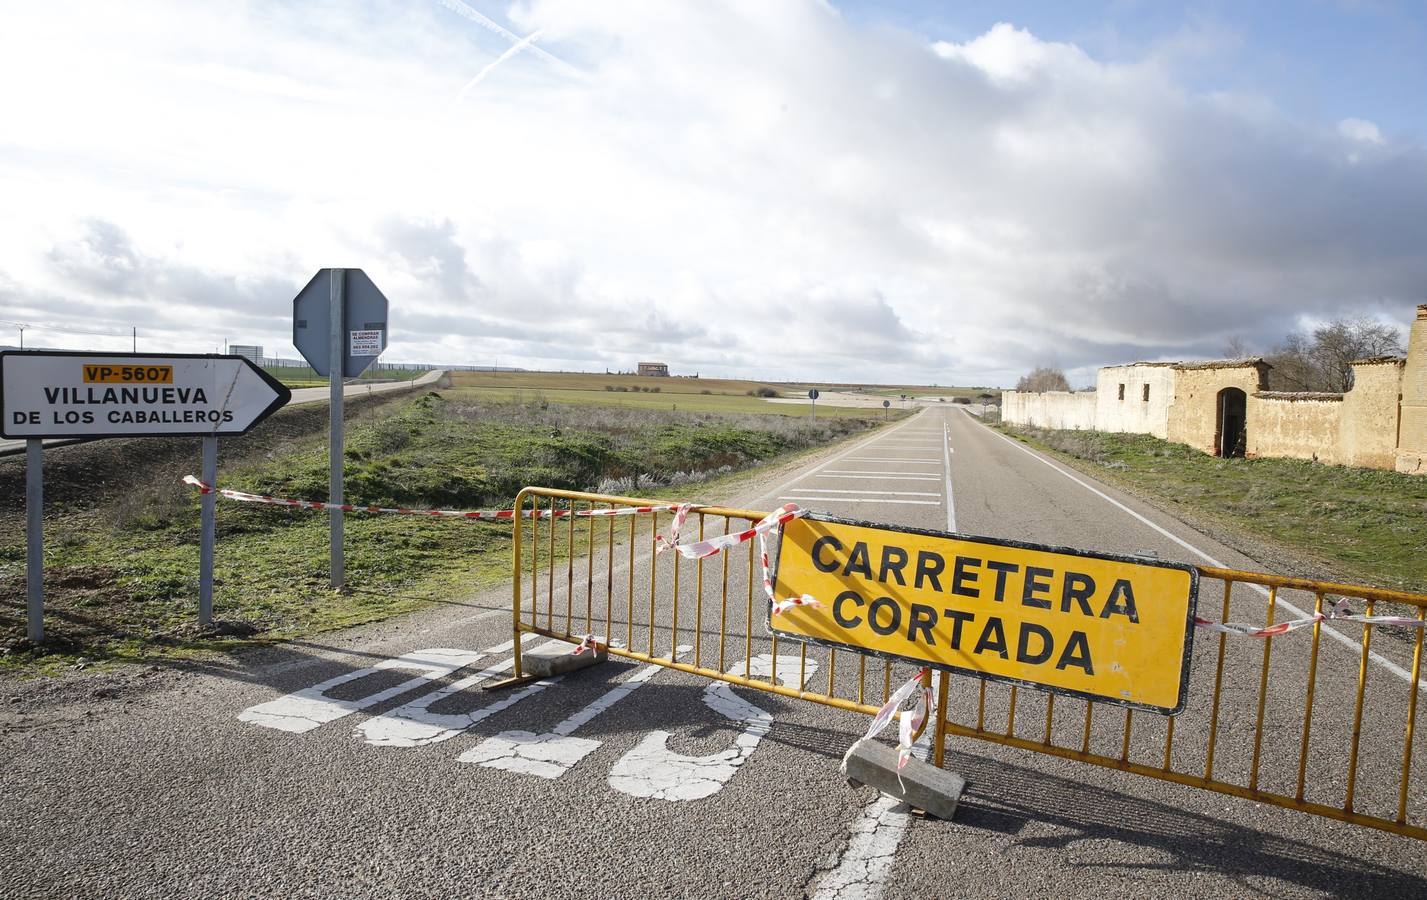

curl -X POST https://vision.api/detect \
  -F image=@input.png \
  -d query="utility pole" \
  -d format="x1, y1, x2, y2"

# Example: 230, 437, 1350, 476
131, 326, 137, 352
17, 324, 24, 349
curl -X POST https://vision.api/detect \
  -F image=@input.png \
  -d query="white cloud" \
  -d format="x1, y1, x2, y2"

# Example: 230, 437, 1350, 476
1338, 116, 1384, 143
0, 1, 1423, 385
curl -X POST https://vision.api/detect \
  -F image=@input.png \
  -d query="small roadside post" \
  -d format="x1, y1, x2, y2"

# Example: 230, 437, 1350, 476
808, 387, 819, 421
292, 269, 389, 590
1, 352, 290, 639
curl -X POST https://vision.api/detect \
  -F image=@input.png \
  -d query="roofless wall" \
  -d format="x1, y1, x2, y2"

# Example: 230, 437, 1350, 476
1001, 306, 1425, 475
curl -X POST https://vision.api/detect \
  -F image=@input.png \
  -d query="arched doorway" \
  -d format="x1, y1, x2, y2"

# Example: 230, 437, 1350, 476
1216, 388, 1247, 458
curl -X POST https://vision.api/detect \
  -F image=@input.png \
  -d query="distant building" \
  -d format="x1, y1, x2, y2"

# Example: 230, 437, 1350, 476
1003, 303, 1427, 474
229, 344, 263, 360
637, 361, 670, 377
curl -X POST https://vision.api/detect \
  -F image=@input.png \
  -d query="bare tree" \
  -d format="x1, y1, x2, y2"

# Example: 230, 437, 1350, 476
1309, 317, 1403, 392
1264, 332, 1318, 391
1223, 335, 1251, 359
1015, 366, 1071, 392
1265, 317, 1403, 392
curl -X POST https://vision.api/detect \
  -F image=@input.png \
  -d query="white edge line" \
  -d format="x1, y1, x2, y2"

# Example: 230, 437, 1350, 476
973, 411, 1425, 690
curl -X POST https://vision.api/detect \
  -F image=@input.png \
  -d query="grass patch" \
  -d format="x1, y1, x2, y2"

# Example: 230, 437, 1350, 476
443, 384, 878, 418
0, 391, 883, 673
998, 424, 1427, 593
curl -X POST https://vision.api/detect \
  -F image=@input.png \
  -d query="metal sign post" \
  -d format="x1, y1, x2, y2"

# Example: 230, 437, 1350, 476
198, 436, 218, 624
292, 268, 390, 592
808, 388, 819, 421
26, 439, 43, 642
328, 269, 346, 589
1, 351, 291, 639
882, 398, 890, 419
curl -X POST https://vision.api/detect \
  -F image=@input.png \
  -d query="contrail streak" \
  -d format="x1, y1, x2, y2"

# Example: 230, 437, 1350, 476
457, 28, 545, 99
436, 0, 585, 80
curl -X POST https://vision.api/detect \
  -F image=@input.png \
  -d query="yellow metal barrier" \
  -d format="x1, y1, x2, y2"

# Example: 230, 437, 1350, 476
509, 487, 1427, 841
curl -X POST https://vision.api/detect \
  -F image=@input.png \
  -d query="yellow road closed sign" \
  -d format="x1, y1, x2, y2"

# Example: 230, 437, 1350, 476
769, 515, 1198, 714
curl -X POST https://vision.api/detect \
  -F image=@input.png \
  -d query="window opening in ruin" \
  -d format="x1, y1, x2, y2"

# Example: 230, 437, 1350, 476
1142, 384, 1150, 401
1216, 387, 1248, 458
1118, 383, 1125, 400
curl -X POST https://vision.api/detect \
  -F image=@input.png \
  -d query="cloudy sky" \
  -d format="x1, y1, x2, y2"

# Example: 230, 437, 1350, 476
2, 1, 1424, 387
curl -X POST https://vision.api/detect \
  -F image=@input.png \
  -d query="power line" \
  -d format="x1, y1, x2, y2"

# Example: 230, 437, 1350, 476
2, 320, 134, 339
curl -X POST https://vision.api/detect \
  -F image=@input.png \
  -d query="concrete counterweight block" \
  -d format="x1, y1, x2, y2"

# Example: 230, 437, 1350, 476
841, 741, 967, 821
520, 640, 608, 678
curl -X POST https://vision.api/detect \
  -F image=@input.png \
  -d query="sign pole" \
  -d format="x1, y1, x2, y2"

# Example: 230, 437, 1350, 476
198, 435, 218, 625
25, 438, 43, 643
329, 268, 345, 590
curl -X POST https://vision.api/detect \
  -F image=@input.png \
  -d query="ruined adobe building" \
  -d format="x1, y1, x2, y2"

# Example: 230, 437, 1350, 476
1003, 304, 1427, 475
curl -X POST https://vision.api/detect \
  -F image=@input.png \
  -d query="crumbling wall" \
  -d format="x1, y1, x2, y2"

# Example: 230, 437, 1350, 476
1341, 358, 1405, 470
1001, 390, 1096, 431
1397, 305, 1427, 475
1247, 393, 1344, 465
1165, 363, 1271, 455
1094, 365, 1174, 438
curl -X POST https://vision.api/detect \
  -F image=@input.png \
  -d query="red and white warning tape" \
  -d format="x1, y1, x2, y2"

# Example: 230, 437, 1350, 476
654, 503, 695, 554
656, 502, 820, 613
1195, 596, 1427, 637
182, 476, 685, 521
660, 503, 807, 561
841, 668, 933, 789
571, 633, 607, 657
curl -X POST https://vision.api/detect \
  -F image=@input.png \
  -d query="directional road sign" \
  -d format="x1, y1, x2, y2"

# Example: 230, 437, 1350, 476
0, 351, 291, 439
293, 269, 389, 377
808, 388, 819, 400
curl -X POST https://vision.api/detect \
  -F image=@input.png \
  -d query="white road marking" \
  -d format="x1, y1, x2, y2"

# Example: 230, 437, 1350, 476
820, 470, 942, 477
607, 654, 818, 801
943, 420, 957, 533
238, 647, 487, 734
781, 496, 942, 506
460, 645, 693, 777
357, 636, 551, 747
975, 412, 1427, 690
845, 457, 940, 463
814, 474, 941, 482
812, 743, 929, 900
760, 414, 933, 502
787, 488, 942, 497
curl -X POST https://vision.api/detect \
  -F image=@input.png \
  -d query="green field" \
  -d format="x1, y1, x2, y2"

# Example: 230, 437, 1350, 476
780, 382, 999, 400
447, 371, 885, 417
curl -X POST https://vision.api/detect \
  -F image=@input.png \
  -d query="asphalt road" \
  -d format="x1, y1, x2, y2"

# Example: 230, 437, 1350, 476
3, 406, 1427, 898
0, 370, 444, 457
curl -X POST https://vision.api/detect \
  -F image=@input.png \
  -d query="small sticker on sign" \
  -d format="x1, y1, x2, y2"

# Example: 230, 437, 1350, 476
349, 330, 383, 356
